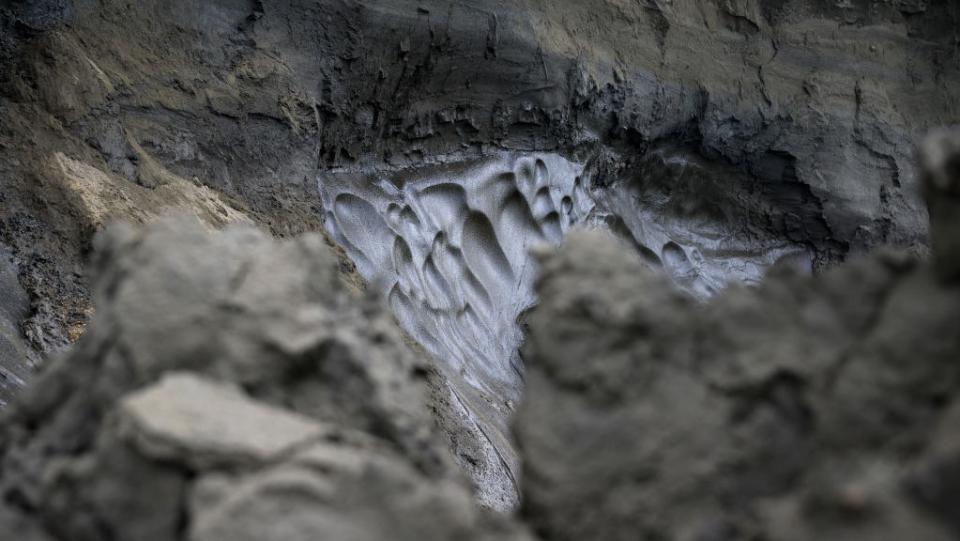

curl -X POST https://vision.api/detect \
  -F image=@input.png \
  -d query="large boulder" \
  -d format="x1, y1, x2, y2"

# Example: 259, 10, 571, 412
0, 216, 530, 541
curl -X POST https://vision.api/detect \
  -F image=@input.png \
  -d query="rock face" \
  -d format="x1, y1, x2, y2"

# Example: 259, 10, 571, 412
0, 0, 959, 538
320, 153, 593, 402
0, 0, 957, 390
1, 131, 959, 540
320, 153, 594, 507
0, 216, 532, 540
515, 130, 960, 540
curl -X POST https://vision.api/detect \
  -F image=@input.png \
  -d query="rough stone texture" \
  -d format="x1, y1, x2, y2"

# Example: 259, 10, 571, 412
186, 439, 522, 541
0, 217, 530, 540
0, 242, 32, 405
0, 0, 958, 537
515, 130, 960, 540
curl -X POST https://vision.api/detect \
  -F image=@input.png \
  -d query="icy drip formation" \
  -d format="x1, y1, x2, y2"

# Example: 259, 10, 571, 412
320, 154, 593, 400
319, 149, 815, 404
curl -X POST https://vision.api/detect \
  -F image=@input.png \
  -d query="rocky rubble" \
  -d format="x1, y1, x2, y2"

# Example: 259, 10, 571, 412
516, 130, 960, 540
0, 217, 530, 540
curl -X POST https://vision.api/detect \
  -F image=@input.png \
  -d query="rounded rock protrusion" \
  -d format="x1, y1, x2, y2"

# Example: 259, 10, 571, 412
920, 128, 960, 282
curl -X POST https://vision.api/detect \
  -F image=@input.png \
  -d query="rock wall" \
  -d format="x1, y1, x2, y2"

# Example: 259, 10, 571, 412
1, 0, 957, 374
1, 129, 959, 540
0, 0, 959, 535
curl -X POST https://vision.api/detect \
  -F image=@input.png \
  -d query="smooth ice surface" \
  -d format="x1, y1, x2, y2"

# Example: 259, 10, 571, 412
320, 154, 593, 400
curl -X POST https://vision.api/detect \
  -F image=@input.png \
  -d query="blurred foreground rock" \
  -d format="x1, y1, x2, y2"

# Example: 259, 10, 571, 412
516, 129, 960, 540
0, 217, 530, 541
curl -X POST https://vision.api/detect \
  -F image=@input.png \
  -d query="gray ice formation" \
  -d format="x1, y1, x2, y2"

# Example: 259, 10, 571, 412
320, 154, 592, 401
320, 151, 813, 403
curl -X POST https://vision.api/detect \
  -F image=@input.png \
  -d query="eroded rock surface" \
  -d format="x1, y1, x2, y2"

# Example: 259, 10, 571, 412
594, 144, 818, 295
321, 154, 594, 509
